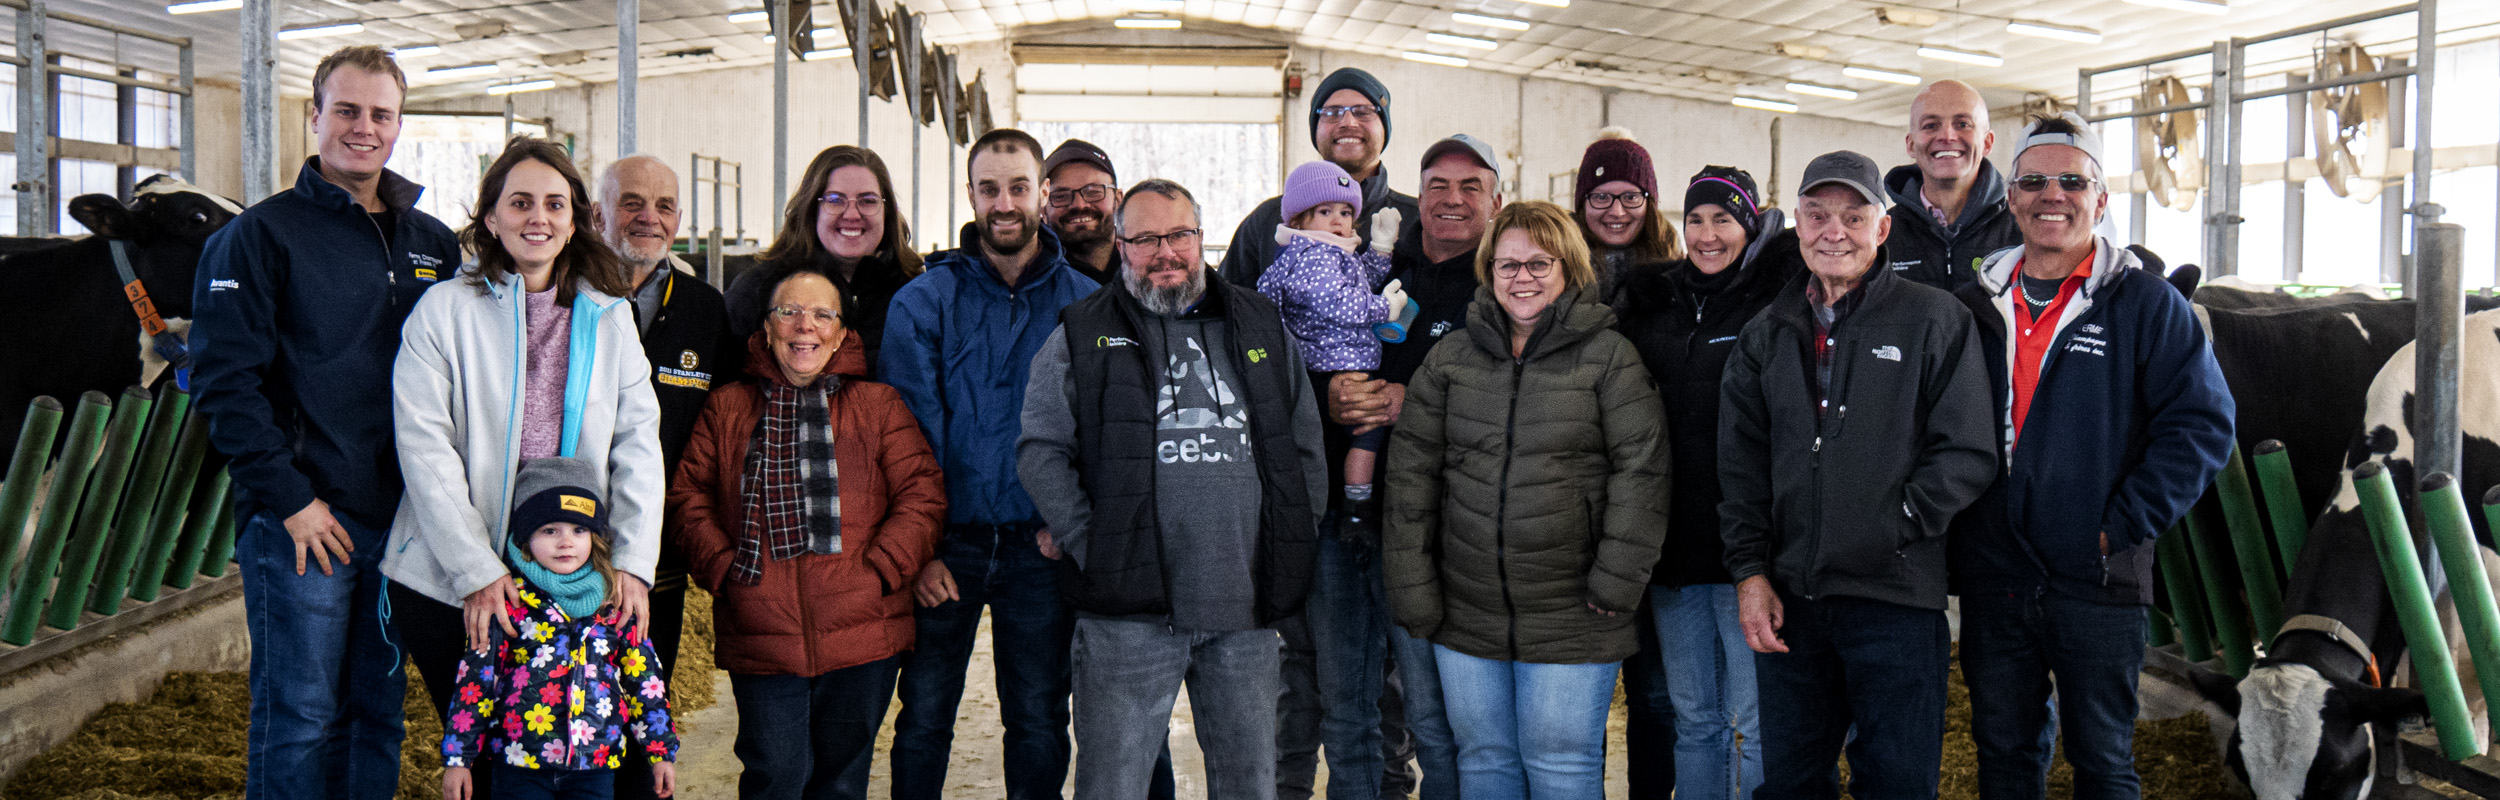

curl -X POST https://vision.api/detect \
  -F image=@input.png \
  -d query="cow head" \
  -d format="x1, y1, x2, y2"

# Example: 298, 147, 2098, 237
2195, 659, 2425, 800
64, 174, 241, 319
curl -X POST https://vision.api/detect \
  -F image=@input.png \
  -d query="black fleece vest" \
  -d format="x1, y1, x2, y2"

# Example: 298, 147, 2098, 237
1059, 280, 1316, 624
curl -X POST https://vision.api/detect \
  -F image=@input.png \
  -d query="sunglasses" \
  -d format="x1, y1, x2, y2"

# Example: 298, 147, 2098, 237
2013, 173, 2097, 193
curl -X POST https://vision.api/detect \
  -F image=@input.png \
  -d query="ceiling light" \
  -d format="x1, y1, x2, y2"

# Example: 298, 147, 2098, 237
486, 79, 556, 95
1842, 65, 1921, 84
2006, 21, 2103, 43
1113, 17, 1183, 28
2123, 0, 2229, 14
393, 44, 443, 58
165, 0, 240, 13
1733, 97, 1798, 113
1124, 0, 1184, 9
726, 9, 770, 23
277, 22, 364, 40
1402, 51, 1471, 68
1786, 82, 1858, 100
1452, 12, 1530, 31
424, 63, 503, 81
803, 47, 853, 61
1917, 46, 2003, 67
1515, 0, 1569, 8
1426, 33, 1499, 50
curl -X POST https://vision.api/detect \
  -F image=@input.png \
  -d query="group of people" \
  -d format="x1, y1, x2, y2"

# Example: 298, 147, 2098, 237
188, 41, 2242, 800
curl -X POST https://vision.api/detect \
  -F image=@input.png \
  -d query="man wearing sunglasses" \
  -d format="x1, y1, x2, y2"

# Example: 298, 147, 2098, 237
1044, 139, 1126, 286
1951, 113, 2234, 800
1220, 67, 1419, 290
1883, 80, 2023, 294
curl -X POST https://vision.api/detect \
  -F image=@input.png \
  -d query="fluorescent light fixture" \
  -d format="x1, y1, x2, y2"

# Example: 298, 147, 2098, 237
2005, 21, 2103, 43
1124, 0, 1184, 9
393, 44, 443, 58
425, 63, 503, 81
1113, 17, 1183, 28
1402, 51, 1471, 68
1452, 12, 1530, 31
1426, 32, 1499, 50
1515, 0, 1568, 8
1733, 96, 1798, 113
1786, 82, 1858, 100
278, 22, 365, 40
1842, 65, 1921, 84
802, 47, 854, 61
1917, 46, 2003, 67
486, 79, 556, 95
726, 9, 770, 23
2123, 0, 2228, 14
166, 0, 240, 13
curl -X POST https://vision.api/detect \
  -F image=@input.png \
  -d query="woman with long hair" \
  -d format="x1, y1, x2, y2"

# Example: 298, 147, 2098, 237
1573, 127, 1683, 308
725, 145, 924, 375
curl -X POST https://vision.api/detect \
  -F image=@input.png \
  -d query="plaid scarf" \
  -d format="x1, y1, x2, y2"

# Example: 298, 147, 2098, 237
731, 378, 842, 586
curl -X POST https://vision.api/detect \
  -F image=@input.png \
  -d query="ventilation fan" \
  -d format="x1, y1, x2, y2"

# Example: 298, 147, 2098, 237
2134, 75, 2203, 211
2310, 42, 2394, 202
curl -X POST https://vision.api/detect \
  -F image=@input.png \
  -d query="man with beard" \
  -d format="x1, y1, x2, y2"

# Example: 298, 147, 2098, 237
1020, 179, 1327, 800
1044, 139, 1124, 286
595, 153, 732, 800
881, 128, 1099, 800
1221, 67, 1417, 290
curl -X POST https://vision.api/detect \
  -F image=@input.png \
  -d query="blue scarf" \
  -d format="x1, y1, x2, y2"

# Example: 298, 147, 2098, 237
506, 538, 609, 621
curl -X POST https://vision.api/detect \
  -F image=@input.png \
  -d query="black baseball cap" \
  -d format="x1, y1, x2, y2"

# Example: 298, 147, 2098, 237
1042, 138, 1116, 184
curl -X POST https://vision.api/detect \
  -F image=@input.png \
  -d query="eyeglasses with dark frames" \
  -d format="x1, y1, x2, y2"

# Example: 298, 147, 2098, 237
1315, 105, 1382, 122
1492, 258, 1559, 279
1048, 184, 1115, 207
1118, 228, 1204, 251
1583, 191, 1649, 210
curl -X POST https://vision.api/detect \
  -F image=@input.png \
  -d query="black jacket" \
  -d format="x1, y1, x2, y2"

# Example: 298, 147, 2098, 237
1617, 229, 1803, 587
1882, 162, 2021, 295
725, 250, 916, 378
1219, 167, 1418, 290
636, 261, 735, 590
1717, 257, 1998, 610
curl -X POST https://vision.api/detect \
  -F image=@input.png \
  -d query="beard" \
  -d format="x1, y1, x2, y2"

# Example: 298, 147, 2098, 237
1051, 209, 1112, 248
606, 229, 671, 267
980, 208, 1039, 254
1125, 255, 1206, 316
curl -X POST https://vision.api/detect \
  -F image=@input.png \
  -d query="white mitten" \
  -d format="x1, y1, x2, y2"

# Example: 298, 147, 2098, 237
1368, 208, 1403, 254
1379, 279, 1409, 317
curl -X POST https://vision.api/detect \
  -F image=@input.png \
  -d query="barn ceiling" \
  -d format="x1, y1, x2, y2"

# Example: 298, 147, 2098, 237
15, 0, 2500, 125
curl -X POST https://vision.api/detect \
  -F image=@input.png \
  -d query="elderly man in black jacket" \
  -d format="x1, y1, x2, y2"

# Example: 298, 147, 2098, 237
1718, 150, 1998, 800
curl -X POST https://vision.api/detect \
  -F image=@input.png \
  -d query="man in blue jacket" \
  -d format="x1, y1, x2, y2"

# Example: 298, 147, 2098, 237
188, 45, 461, 800
880, 128, 1100, 800
1950, 113, 2235, 800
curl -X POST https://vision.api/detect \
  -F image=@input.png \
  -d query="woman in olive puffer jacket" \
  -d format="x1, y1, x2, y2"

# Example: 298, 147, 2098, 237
1383, 200, 1669, 799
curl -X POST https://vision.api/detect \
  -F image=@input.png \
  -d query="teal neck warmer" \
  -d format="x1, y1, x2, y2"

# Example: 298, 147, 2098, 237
506, 538, 609, 621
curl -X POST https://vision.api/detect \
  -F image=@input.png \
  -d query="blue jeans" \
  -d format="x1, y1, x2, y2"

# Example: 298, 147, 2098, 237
1072, 618, 1281, 800
1430, 646, 1616, 800
1652, 583, 1762, 800
892, 524, 1075, 800
1960, 591, 2149, 800
1753, 593, 1951, 800
492, 763, 615, 800
730, 655, 900, 800
1309, 532, 1459, 800
239, 510, 403, 800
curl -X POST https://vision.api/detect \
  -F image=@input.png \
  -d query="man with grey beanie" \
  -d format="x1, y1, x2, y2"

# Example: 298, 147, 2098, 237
1220, 67, 1418, 290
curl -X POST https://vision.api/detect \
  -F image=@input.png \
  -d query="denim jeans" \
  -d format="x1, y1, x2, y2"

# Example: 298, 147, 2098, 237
239, 510, 403, 800
1308, 532, 1460, 800
891, 524, 1075, 800
1652, 583, 1762, 800
1621, 600, 1676, 799
492, 763, 615, 800
1960, 590, 2149, 800
1431, 646, 1616, 800
1753, 593, 1951, 800
1072, 618, 1282, 800
730, 655, 901, 800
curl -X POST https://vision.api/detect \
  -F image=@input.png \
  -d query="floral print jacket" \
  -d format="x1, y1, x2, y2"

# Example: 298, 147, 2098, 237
440, 578, 680, 770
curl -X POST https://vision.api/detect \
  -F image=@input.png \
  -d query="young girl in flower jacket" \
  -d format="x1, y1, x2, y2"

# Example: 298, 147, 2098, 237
441, 457, 680, 800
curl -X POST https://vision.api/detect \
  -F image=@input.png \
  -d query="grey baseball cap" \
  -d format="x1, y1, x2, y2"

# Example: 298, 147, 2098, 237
2011, 111, 2105, 169
1798, 150, 1890, 210
1421, 133, 1501, 179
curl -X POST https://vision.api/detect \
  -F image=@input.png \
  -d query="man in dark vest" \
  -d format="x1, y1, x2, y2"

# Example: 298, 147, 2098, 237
1020, 178, 1327, 800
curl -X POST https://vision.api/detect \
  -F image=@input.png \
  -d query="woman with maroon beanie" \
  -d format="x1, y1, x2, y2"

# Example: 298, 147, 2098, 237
1573, 127, 1683, 308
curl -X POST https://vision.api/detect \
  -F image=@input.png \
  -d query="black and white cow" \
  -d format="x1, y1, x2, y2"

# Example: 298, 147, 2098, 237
0, 175, 241, 461
2192, 308, 2500, 799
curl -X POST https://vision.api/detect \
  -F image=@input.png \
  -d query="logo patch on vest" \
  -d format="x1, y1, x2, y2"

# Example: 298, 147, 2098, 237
1097, 335, 1139, 348
1872, 345, 1903, 362
1247, 348, 1268, 363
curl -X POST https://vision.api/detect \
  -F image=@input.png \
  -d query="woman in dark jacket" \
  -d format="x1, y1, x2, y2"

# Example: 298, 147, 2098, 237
671, 269, 947, 798
725, 145, 924, 376
1615, 166, 1796, 800
1384, 200, 1668, 799
1573, 127, 1682, 309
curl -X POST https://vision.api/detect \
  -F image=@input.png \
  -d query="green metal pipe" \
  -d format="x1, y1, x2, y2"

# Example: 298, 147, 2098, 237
2252, 440, 2310, 576
40, 386, 154, 632
0, 392, 114, 645
127, 408, 210, 602
2420, 472, 2500, 756
89, 389, 189, 615
2157, 526, 2217, 664
163, 470, 229, 589
2354, 461, 2479, 760
0, 396, 67, 582
2148, 608, 2176, 647
2184, 510, 2257, 676
2215, 444, 2286, 636
198, 490, 239, 578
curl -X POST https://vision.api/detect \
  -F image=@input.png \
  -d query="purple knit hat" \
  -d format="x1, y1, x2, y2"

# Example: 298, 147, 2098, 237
1283, 160, 1364, 222
1574, 127, 1659, 207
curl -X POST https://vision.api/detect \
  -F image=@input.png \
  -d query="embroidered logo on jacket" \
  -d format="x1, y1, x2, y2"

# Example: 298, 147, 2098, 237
1872, 345, 1903, 362
679, 350, 701, 370
1096, 335, 1138, 348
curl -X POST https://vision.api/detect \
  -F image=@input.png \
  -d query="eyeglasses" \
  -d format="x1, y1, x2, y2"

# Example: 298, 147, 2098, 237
1583, 191, 1649, 210
1315, 105, 1382, 122
1048, 183, 1114, 207
2013, 173, 2097, 193
819, 191, 885, 213
768, 304, 842, 327
1492, 258, 1558, 279
1118, 228, 1203, 252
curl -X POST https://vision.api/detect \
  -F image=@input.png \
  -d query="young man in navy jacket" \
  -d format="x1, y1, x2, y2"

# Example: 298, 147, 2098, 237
1950, 113, 2235, 800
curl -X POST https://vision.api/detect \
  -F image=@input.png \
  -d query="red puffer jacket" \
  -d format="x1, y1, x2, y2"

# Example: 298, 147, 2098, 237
669, 328, 946, 676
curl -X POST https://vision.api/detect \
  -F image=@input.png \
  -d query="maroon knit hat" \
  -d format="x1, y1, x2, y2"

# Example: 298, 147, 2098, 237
1574, 127, 1658, 208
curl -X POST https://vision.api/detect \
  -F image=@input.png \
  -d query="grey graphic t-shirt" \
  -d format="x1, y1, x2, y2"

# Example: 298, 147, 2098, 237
1153, 316, 1262, 631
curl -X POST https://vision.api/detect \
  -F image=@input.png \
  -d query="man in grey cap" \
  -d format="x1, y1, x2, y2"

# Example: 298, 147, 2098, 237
1043, 138, 1124, 286
1717, 150, 1997, 800
1220, 67, 1419, 289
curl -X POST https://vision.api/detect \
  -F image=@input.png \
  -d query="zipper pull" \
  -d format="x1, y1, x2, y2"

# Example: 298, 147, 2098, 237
1811, 436, 1822, 453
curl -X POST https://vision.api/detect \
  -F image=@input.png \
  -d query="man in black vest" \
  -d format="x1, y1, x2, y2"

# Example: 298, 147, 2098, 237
1020, 178, 1327, 800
